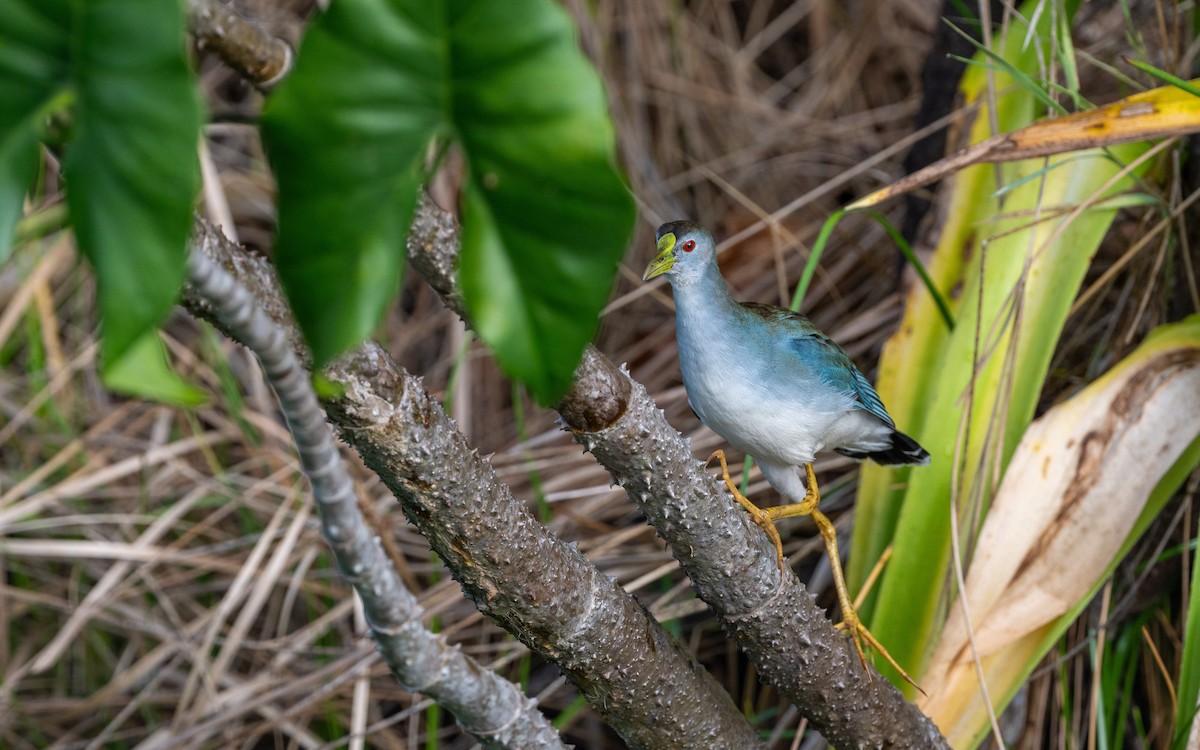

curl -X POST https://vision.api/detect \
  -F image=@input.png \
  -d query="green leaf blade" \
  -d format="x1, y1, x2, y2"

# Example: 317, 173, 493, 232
451, 0, 634, 402
263, 0, 633, 398
0, 0, 70, 260
63, 0, 201, 369
0, 130, 40, 263
261, 0, 446, 366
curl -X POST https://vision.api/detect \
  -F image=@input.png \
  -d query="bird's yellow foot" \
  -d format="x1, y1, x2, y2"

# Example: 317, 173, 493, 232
706, 450, 786, 575
810, 499, 923, 694
707, 453, 923, 693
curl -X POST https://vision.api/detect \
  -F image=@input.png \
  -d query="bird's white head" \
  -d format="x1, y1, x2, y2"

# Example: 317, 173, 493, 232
642, 221, 717, 284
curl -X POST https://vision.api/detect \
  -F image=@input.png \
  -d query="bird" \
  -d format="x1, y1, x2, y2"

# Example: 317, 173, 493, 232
643, 219, 929, 685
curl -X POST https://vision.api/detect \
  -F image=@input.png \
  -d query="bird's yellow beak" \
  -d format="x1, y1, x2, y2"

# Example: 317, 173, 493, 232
642, 233, 677, 281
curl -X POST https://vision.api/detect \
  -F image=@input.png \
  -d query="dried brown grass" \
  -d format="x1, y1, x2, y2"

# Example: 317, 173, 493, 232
1, 1, 1195, 748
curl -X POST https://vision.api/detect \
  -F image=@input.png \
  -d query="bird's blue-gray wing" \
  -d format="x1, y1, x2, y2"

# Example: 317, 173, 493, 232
847, 366, 894, 428
787, 330, 895, 428
740, 302, 896, 426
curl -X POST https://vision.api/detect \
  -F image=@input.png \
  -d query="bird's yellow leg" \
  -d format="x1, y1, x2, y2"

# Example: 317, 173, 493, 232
706, 450, 786, 574
716, 460, 923, 693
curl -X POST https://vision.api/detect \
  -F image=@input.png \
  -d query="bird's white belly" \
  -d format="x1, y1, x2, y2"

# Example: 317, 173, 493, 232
681, 354, 847, 466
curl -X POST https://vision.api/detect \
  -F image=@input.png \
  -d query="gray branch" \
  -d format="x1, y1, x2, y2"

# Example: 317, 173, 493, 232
408, 197, 951, 749
185, 245, 566, 749
184, 221, 766, 750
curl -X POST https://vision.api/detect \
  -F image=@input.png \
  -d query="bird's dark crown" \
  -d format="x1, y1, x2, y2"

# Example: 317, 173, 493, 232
656, 220, 712, 242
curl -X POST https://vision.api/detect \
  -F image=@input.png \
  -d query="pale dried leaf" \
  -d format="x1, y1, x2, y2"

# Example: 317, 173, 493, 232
921, 318, 1200, 746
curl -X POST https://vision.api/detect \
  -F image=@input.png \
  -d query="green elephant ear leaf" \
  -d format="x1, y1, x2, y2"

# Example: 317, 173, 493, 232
0, 0, 69, 261
66, 0, 201, 368
260, 1, 443, 368
451, 0, 634, 402
0, 0, 202, 402
262, 0, 633, 401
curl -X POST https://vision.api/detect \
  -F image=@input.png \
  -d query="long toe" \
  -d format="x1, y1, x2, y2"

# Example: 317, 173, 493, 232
846, 619, 925, 695
836, 613, 871, 673
749, 513, 786, 574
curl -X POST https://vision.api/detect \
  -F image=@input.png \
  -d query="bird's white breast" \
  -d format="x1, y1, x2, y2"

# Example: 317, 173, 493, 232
676, 321, 853, 466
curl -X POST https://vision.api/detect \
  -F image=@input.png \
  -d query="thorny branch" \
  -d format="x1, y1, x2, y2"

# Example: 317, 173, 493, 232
409, 197, 950, 749
184, 220, 766, 750
185, 248, 566, 749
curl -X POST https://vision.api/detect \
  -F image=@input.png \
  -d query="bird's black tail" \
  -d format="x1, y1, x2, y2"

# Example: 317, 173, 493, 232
837, 430, 930, 466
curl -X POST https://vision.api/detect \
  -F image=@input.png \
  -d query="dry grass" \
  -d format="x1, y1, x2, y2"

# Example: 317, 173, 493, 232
1, 1, 1196, 748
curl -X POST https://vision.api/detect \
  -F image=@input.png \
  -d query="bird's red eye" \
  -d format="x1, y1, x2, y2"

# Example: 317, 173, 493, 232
682, 239, 696, 252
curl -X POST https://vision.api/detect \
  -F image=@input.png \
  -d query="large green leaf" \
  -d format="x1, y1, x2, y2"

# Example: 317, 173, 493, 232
0, 0, 201, 400
451, 0, 634, 401
0, 0, 69, 261
64, 0, 201, 365
261, 0, 442, 369
262, 0, 634, 401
